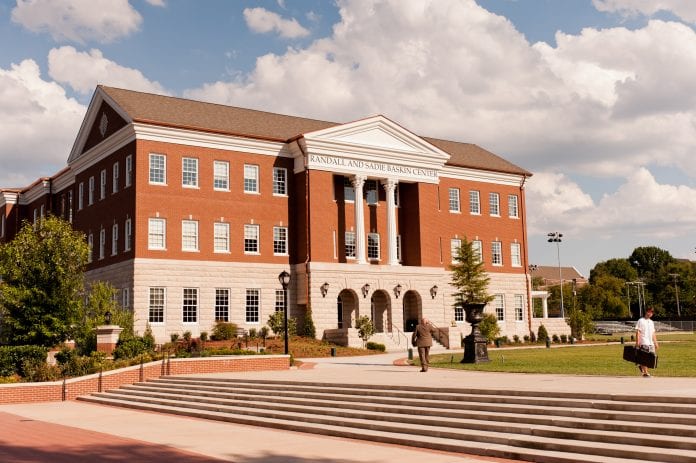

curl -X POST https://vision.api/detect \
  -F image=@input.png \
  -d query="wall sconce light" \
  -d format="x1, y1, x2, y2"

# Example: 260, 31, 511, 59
430, 285, 438, 299
394, 283, 402, 299
361, 283, 371, 298
320, 282, 330, 298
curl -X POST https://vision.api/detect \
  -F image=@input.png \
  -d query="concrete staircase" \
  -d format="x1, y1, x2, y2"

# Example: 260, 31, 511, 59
77, 377, 696, 463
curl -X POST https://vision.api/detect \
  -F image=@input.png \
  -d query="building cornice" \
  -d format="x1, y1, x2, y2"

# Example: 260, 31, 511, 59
440, 165, 526, 186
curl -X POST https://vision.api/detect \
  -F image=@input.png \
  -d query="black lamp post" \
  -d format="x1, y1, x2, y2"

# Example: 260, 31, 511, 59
278, 270, 291, 355
547, 232, 564, 318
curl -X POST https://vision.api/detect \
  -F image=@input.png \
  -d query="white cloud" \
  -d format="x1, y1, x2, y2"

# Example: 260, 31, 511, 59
11, 0, 142, 44
243, 7, 310, 38
48, 46, 168, 95
0, 59, 85, 188
145, 0, 165, 6
593, 0, 696, 23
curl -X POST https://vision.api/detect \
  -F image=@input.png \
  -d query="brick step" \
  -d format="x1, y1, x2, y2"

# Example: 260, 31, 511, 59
77, 394, 681, 463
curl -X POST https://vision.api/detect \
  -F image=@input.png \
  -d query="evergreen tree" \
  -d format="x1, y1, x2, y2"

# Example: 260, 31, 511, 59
450, 237, 494, 306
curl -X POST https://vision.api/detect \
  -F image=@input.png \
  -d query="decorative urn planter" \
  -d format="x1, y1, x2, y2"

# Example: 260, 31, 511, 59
461, 302, 490, 363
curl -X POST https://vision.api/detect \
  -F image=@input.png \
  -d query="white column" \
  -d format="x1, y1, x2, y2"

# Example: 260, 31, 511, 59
542, 295, 549, 318
352, 175, 367, 264
382, 178, 399, 266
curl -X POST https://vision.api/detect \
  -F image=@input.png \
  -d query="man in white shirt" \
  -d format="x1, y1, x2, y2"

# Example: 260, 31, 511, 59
635, 307, 659, 377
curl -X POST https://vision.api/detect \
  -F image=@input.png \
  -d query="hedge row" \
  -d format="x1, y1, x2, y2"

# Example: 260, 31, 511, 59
0, 346, 48, 377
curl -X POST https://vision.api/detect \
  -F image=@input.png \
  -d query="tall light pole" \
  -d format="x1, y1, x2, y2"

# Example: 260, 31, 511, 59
669, 273, 681, 317
547, 232, 564, 318
278, 270, 291, 355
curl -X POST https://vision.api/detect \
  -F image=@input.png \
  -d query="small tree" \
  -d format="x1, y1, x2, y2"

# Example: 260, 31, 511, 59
74, 281, 133, 355
303, 307, 316, 338
267, 311, 297, 338
450, 237, 494, 307
537, 324, 549, 343
356, 315, 374, 346
478, 313, 501, 342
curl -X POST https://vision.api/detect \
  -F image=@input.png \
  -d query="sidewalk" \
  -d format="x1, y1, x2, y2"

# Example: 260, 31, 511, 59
2, 351, 695, 463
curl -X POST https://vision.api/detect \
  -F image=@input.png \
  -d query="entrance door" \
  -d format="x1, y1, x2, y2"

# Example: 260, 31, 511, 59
402, 290, 421, 331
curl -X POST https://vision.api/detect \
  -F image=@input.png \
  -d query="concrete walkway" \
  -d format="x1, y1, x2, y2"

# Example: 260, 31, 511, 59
1, 350, 695, 463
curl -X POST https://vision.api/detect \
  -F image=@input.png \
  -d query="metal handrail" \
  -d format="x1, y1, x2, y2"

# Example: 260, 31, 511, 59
388, 324, 409, 348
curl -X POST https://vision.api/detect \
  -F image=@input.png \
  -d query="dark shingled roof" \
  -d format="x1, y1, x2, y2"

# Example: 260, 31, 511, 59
101, 86, 531, 176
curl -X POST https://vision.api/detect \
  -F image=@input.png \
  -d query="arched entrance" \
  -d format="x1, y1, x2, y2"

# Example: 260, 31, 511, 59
337, 289, 359, 328
370, 290, 391, 333
402, 290, 422, 332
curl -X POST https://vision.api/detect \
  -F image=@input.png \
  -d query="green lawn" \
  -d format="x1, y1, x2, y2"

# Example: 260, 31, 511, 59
429, 333, 696, 377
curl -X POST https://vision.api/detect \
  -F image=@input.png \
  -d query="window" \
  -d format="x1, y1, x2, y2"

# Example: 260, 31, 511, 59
67, 191, 73, 222
100, 170, 106, 200
78, 182, 84, 210
215, 289, 229, 321
454, 305, 464, 322
337, 296, 343, 329
122, 287, 130, 309
511, 242, 521, 267
244, 224, 259, 253
273, 226, 288, 255
125, 155, 132, 187
275, 289, 285, 312
148, 218, 166, 250
343, 177, 355, 202
396, 234, 402, 262
181, 220, 198, 251
214, 222, 230, 252
450, 238, 461, 263
149, 287, 165, 323
367, 233, 380, 260
273, 167, 287, 195
182, 157, 198, 187
244, 164, 259, 193
489, 192, 500, 216
183, 288, 198, 323
448, 188, 460, 212
87, 233, 93, 263
469, 190, 480, 214
0, 215, 4, 238
514, 294, 524, 321
111, 223, 118, 256
149, 153, 166, 184
88, 176, 94, 205
112, 162, 119, 194
494, 294, 505, 321
40, 204, 44, 219
124, 218, 132, 251
472, 240, 483, 263
508, 194, 519, 218
345, 231, 356, 259
214, 160, 229, 190
366, 180, 378, 205
246, 289, 260, 323
99, 228, 105, 260
492, 241, 502, 265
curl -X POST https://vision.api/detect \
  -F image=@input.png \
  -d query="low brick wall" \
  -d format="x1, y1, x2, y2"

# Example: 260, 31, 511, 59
0, 354, 289, 404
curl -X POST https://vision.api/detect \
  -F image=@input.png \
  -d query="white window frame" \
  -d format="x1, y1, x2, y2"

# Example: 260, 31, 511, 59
122, 287, 130, 309
345, 231, 356, 259
508, 194, 519, 218
492, 241, 502, 266
448, 188, 460, 213
78, 182, 84, 210
246, 288, 260, 323
273, 226, 288, 255
244, 164, 259, 193
149, 153, 166, 185
99, 228, 106, 260
111, 223, 118, 256
343, 177, 355, 202
366, 180, 378, 205
0, 214, 4, 238
215, 288, 230, 321
469, 190, 480, 215
124, 218, 132, 252
367, 232, 380, 260
125, 155, 133, 188
454, 305, 465, 323
275, 289, 285, 313
213, 160, 229, 191
148, 287, 165, 324
450, 238, 462, 263
494, 294, 505, 321
273, 167, 287, 195
112, 162, 119, 194
514, 294, 524, 321
181, 220, 199, 251
100, 169, 106, 200
214, 222, 230, 253
182, 288, 198, 324
472, 240, 483, 263
148, 218, 166, 250
511, 242, 521, 267
88, 176, 95, 205
87, 233, 93, 263
182, 157, 198, 188
244, 224, 259, 254
489, 192, 500, 216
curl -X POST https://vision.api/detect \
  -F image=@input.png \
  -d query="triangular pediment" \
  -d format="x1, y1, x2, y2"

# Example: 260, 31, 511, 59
68, 86, 133, 164
302, 115, 450, 160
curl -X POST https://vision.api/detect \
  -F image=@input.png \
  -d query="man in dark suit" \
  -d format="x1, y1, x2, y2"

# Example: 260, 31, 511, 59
412, 318, 438, 372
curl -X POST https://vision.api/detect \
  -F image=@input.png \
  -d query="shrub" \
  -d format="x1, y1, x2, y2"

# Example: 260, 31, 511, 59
0, 346, 48, 377
199, 331, 208, 342
266, 312, 296, 338
537, 324, 549, 342
552, 334, 560, 343
183, 331, 192, 342
513, 335, 520, 343
55, 349, 106, 377
356, 315, 374, 344
560, 334, 568, 343
303, 308, 316, 338
21, 358, 61, 382
248, 328, 257, 339
211, 321, 239, 341
478, 313, 501, 342
523, 335, 530, 343
529, 331, 537, 343
365, 342, 386, 352
143, 324, 156, 350
170, 333, 180, 343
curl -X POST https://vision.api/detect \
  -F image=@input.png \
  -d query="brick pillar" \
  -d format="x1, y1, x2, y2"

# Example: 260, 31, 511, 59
96, 325, 123, 358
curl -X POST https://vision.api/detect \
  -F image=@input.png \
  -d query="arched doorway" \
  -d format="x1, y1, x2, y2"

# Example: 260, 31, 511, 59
337, 289, 359, 329
402, 290, 422, 332
370, 290, 391, 333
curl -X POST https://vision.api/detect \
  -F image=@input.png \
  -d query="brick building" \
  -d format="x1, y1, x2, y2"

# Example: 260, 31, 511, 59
1, 86, 559, 347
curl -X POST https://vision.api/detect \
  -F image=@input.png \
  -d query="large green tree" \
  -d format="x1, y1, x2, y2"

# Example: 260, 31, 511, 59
450, 237, 494, 306
0, 217, 88, 347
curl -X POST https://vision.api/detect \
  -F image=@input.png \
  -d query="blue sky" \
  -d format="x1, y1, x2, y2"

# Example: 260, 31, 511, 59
1, 0, 696, 276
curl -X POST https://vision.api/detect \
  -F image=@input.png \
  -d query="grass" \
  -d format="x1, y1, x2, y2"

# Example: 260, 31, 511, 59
428, 333, 696, 377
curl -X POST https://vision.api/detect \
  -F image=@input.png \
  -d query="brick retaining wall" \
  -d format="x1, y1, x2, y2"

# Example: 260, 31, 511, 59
0, 354, 289, 404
